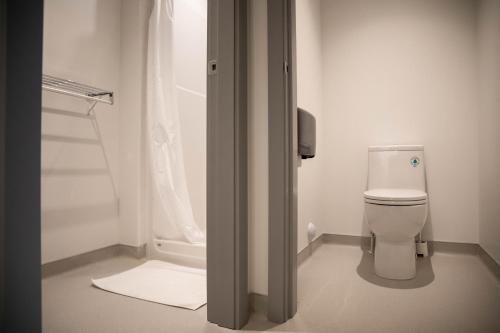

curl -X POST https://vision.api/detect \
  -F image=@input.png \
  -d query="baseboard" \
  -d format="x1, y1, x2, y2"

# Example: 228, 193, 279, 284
320, 234, 481, 255
298, 233, 500, 281
297, 235, 323, 266
478, 246, 500, 281
322, 233, 372, 250
428, 241, 480, 255
42, 244, 147, 278
118, 243, 148, 258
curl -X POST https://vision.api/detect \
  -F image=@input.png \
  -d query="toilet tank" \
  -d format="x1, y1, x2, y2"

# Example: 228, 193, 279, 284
367, 145, 425, 191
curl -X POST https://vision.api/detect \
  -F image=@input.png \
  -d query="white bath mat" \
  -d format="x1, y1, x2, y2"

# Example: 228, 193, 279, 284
92, 260, 206, 310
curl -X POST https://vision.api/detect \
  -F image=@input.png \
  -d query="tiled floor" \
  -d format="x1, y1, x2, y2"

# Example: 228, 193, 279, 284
43, 243, 500, 333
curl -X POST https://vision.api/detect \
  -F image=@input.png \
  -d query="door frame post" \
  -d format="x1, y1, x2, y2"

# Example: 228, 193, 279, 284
206, 0, 249, 329
0, 0, 44, 331
267, 0, 298, 324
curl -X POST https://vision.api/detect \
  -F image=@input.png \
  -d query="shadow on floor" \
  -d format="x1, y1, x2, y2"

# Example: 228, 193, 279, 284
239, 297, 304, 332
357, 250, 435, 289
240, 314, 282, 332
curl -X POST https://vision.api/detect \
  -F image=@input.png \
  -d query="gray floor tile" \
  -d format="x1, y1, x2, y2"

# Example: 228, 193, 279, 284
42, 244, 500, 333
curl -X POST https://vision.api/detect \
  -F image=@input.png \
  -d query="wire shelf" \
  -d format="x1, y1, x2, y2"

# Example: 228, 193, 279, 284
42, 74, 114, 105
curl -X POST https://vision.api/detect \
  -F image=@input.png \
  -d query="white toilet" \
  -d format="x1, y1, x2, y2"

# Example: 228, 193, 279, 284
364, 145, 428, 280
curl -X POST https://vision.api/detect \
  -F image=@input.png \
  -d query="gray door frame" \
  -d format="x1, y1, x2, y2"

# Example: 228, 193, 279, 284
0, 0, 43, 331
206, 0, 249, 329
267, 0, 298, 324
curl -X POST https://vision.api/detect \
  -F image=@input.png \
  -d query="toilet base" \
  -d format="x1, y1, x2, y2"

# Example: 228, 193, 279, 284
374, 237, 416, 280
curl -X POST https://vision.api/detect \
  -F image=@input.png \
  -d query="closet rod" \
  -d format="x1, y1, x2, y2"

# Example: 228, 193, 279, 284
42, 74, 114, 105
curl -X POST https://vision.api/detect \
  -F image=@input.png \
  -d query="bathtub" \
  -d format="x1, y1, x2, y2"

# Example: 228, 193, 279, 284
149, 238, 206, 269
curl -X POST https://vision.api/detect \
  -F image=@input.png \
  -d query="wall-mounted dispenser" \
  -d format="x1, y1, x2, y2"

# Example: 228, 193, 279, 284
298, 107, 316, 159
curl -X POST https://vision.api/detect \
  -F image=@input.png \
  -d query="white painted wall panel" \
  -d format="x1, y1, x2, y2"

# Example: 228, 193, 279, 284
42, 0, 122, 263
320, 0, 480, 243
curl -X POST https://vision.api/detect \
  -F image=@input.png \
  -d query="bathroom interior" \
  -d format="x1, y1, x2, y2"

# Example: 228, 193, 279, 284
37, 0, 500, 332
42, 0, 210, 326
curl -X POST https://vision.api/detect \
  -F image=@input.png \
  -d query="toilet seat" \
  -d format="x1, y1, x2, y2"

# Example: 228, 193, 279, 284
364, 189, 427, 206
365, 198, 427, 206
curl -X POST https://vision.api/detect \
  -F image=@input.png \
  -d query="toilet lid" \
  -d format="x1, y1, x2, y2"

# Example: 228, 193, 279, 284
363, 189, 427, 201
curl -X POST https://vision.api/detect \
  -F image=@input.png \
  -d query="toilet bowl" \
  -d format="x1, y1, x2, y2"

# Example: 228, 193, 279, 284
364, 146, 428, 280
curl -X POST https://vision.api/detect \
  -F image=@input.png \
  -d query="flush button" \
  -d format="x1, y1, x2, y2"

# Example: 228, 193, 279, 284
410, 157, 420, 167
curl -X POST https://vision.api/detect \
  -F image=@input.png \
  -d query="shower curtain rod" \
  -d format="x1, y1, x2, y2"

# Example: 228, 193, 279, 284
42, 74, 114, 105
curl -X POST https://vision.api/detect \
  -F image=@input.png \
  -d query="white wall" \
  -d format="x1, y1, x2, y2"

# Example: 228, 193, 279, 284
248, 0, 269, 295
42, 0, 122, 263
296, 0, 325, 252
319, 0, 480, 243
478, 0, 500, 264
118, 0, 151, 247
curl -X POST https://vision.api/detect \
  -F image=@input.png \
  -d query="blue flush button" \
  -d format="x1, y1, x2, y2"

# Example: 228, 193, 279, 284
410, 157, 420, 167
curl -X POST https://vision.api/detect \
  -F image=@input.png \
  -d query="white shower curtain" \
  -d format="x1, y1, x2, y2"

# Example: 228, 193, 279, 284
147, 0, 205, 244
